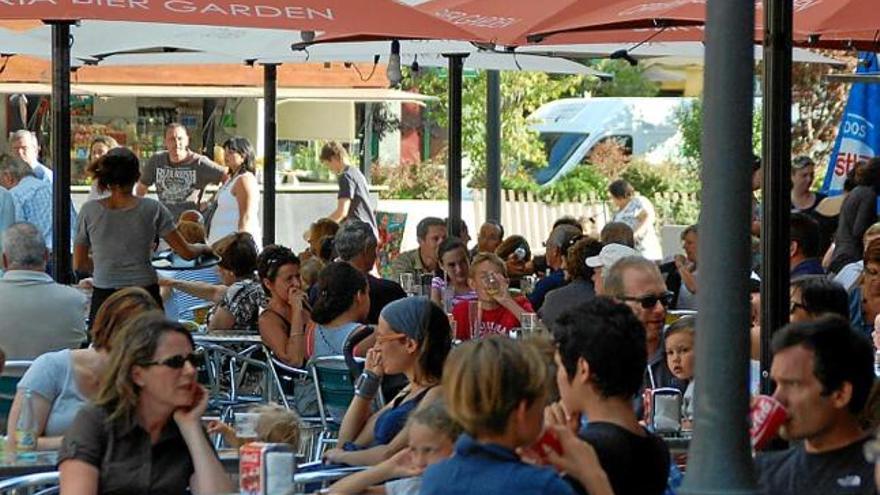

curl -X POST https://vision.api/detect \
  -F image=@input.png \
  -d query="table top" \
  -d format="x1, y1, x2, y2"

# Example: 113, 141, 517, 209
0, 451, 58, 478
152, 251, 221, 271
193, 332, 263, 344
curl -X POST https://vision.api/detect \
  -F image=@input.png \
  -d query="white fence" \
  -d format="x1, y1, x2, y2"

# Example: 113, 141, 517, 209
378, 190, 696, 258
471, 190, 611, 249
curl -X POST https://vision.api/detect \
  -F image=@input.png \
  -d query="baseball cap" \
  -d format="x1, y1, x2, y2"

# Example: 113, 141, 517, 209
585, 243, 639, 268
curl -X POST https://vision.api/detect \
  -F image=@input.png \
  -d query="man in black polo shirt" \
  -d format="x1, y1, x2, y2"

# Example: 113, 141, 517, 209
755, 316, 875, 495
548, 297, 670, 495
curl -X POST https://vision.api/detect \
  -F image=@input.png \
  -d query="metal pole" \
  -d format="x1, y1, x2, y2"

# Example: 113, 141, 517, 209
678, 0, 758, 491
759, 0, 793, 395
486, 70, 502, 223
50, 22, 72, 284
262, 63, 277, 248
361, 102, 374, 183
445, 54, 467, 238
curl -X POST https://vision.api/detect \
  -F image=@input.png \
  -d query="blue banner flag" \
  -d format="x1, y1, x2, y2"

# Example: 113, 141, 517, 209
821, 52, 880, 196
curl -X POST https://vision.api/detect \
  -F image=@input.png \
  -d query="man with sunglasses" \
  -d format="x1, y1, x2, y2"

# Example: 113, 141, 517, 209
604, 256, 684, 416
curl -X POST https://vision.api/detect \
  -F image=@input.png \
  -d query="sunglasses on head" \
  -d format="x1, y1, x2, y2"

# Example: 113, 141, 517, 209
141, 352, 202, 369
621, 291, 674, 309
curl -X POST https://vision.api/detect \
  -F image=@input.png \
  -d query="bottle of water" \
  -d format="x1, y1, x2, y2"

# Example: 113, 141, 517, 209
16, 389, 38, 460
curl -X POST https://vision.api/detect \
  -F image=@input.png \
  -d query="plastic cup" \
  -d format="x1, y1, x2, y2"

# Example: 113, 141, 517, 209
750, 395, 787, 450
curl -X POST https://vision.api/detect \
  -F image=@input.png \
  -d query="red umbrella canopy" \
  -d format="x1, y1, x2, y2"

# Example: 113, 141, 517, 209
0, 0, 480, 41
525, 0, 878, 50
527, 0, 706, 43
417, 0, 582, 47
792, 0, 879, 49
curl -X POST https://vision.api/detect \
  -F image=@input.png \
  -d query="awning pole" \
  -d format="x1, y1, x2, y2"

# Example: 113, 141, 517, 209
50, 21, 73, 284
445, 54, 467, 237
262, 63, 278, 248
486, 70, 502, 224
678, 0, 759, 491
760, 0, 794, 394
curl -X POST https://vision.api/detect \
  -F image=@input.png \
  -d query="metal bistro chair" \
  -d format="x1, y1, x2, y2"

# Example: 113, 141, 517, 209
308, 356, 356, 459
0, 361, 33, 424
0, 471, 59, 494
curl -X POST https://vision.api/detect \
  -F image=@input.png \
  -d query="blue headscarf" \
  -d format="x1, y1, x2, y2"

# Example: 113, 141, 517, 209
380, 296, 432, 340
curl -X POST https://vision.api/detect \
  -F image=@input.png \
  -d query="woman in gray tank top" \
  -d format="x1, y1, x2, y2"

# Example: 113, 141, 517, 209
311, 261, 372, 359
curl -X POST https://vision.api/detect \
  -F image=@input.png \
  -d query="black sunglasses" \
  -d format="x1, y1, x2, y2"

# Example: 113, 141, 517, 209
142, 352, 202, 369
621, 291, 674, 309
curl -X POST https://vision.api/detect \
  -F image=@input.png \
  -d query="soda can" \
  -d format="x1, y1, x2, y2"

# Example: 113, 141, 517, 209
750, 395, 787, 450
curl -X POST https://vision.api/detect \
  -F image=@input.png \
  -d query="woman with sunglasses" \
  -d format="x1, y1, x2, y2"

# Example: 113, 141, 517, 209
7, 288, 158, 451
323, 297, 452, 467
59, 311, 233, 494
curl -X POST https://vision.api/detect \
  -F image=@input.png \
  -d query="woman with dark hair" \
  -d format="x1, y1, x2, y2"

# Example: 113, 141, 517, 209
59, 312, 233, 494
540, 236, 603, 325
7, 287, 158, 450
323, 296, 452, 467
258, 245, 312, 367
789, 276, 849, 323
430, 237, 476, 312
74, 147, 211, 323
608, 179, 662, 261
208, 136, 261, 246
311, 261, 371, 359
159, 231, 263, 331
85, 135, 119, 201
830, 157, 880, 273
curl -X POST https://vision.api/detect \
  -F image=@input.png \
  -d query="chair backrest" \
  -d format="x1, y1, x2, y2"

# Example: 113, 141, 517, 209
0, 360, 32, 424
309, 356, 354, 427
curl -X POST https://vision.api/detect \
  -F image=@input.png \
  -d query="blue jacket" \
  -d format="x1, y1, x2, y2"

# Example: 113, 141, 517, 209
420, 434, 575, 495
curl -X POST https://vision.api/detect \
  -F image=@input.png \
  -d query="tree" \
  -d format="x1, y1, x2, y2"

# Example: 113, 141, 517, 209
584, 59, 660, 97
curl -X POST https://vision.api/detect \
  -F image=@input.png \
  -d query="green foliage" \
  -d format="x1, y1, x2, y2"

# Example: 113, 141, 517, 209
502, 165, 609, 203
371, 160, 447, 200
675, 98, 763, 167
404, 68, 585, 188
585, 60, 660, 97
621, 161, 701, 225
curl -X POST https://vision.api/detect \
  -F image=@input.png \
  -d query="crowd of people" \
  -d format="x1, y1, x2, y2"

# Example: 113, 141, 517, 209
0, 123, 878, 495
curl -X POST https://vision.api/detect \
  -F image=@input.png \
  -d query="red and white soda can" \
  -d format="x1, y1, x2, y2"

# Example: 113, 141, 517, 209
750, 395, 787, 450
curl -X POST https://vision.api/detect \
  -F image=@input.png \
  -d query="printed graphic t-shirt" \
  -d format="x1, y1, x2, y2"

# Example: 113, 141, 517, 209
140, 151, 226, 219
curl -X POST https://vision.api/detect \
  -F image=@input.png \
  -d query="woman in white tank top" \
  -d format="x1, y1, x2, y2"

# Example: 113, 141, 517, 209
209, 137, 261, 247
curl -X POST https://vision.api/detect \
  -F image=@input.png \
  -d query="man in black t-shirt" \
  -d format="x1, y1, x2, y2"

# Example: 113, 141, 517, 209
755, 316, 876, 495
547, 297, 670, 495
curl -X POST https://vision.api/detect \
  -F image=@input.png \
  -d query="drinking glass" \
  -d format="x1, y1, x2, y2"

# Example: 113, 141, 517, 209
520, 275, 537, 296
468, 300, 481, 340
484, 272, 501, 297
399, 273, 415, 296
521, 312, 538, 336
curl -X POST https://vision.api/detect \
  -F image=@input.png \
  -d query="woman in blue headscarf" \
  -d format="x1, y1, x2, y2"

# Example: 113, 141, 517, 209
323, 296, 452, 467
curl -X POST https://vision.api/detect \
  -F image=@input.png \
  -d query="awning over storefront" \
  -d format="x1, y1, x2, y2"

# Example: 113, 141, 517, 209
0, 82, 434, 103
